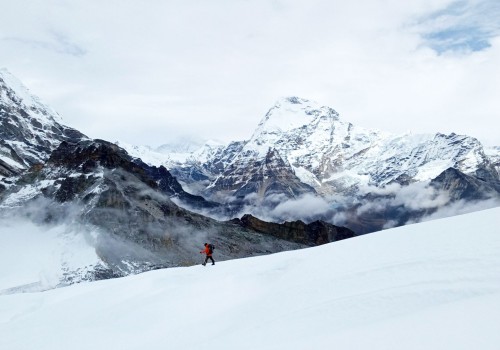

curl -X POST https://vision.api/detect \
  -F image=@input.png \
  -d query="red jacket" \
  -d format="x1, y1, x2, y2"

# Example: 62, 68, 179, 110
200, 245, 212, 256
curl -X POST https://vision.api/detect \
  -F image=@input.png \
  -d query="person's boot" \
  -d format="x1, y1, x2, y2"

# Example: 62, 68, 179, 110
202, 262, 206, 266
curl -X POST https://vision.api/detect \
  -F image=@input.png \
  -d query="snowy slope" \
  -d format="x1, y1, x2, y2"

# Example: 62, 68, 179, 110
1, 207, 499, 350
114, 141, 172, 166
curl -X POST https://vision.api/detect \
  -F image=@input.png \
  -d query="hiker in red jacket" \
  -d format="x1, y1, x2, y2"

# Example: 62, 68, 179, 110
200, 243, 215, 266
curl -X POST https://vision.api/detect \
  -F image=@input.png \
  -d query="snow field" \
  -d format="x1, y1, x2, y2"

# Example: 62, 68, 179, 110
0, 207, 499, 350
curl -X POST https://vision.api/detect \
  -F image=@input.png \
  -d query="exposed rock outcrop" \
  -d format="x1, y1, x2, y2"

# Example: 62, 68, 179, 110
230, 214, 355, 246
430, 167, 500, 201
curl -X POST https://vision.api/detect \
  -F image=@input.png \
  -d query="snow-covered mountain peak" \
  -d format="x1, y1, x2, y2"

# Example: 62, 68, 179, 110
253, 96, 340, 138
155, 138, 205, 155
181, 96, 500, 210
0, 70, 86, 175
245, 96, 346, 159
116, 138, 228, 169
0, 68, 62, 124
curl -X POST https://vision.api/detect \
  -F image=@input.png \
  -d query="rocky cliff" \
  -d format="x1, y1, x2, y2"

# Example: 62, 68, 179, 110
230, 214, 355, 246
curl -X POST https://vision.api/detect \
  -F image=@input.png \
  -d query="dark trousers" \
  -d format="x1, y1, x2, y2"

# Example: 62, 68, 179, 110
204, 255, 215, 265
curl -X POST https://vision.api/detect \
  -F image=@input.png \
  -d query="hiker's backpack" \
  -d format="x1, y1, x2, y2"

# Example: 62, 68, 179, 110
208, 244, 214, 254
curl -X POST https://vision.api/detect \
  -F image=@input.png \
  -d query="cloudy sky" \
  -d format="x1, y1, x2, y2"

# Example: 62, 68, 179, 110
1, 0, 499, 147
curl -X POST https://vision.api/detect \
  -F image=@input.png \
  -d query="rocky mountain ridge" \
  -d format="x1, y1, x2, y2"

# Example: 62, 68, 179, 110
172, 97, 497, 194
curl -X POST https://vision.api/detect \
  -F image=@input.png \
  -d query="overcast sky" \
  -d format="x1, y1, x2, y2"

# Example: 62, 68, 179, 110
1, 0, 499, 147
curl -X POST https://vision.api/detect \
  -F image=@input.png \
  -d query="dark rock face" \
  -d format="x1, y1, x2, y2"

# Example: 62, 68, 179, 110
209, 147, 315, 200
230, 214, 355, 246
38, 140, 230, 250
171, 141, 247, 187
48, 140, 220, 211
430, 167, 500, 201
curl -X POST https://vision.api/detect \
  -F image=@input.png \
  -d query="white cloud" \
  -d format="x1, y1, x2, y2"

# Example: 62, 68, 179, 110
1, 0, 499, 147
270, 193, 331, 221
392, 182, 451, 210
355, 181, 452, 216
408, 197, 500, 223
359, 183, 402, 196
415, 0, 500, 53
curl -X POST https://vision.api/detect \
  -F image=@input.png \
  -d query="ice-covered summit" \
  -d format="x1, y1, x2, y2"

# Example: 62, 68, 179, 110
249, 97, 344, 150
253, 96, 339, 135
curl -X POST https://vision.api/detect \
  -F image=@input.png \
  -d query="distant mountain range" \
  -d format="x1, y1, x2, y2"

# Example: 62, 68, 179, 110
120, 96, 500, 233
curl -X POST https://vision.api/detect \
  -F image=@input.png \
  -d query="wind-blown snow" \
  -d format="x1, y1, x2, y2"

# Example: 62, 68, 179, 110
1, 208, 499, 349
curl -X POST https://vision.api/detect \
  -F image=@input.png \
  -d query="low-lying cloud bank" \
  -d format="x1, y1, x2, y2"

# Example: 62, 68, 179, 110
178, 181, 500, 234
